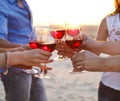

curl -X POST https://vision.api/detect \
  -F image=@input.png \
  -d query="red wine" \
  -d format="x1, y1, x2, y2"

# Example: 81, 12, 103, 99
66, 40, 82, 50
39, 43, 56, 52
50, 29, 65, 39
29, 41, 56, 52
67, 29, 80, 37
29, 41, 39, 49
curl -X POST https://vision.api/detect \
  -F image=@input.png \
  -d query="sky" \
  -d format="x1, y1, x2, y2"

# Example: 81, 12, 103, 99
27, 0, 115, 26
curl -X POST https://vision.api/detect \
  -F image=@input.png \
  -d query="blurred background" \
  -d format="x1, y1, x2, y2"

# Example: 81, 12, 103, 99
27, 0, 115, 26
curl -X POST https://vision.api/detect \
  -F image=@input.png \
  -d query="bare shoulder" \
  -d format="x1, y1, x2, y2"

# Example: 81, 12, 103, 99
96, 17, 108, 40
100, 17, 107, 26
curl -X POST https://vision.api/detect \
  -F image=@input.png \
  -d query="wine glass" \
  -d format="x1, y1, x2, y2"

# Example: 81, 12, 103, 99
50, 19, 66, 61
29, 26, 56, 78
65, 21, 83, 73
23, 28, 39, 75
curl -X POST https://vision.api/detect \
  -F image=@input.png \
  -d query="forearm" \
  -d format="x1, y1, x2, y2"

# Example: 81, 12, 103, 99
8, 52, 22, 66
3, 52, 31, 69
97, 41, 120, 55
100, 56, 120, 72
0, 38, 21, 48
0, 39, 30, 51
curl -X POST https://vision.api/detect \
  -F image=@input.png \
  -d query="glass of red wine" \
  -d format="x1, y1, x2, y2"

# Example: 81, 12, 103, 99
65, 21, 83, 73
29, 26, 56, 78
50, 20, 66, 61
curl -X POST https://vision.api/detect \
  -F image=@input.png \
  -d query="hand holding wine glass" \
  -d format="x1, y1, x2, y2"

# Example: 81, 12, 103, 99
65, 21, 83, 73
56, 41, 74, 58
29, 26, 56, 78
50, 20, 66, 61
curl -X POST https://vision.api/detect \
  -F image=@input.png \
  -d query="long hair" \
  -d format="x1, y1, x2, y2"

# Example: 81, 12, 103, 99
111, 0, 120, 15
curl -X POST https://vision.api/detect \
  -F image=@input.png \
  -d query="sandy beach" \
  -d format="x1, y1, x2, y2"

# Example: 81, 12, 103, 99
44, 53, 102, 101
0, 25, 101, 101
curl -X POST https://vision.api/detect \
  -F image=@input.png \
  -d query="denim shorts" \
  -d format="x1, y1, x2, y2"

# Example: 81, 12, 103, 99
98, 81, 120, 101
1, 68, 47, 101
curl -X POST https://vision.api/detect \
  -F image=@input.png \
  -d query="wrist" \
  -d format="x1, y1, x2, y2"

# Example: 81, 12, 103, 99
9, 52, 22, 66
20, 44, 31, 50
69, 52, 74, 58
99, 57, 110, 72
92, 42, 102, 54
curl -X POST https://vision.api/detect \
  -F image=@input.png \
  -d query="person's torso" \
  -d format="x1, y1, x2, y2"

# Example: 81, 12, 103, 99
101, 13, 120, 90
0, 0, 32, 44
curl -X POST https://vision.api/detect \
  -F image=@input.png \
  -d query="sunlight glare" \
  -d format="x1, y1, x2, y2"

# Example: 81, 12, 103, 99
27, 0, 115, 26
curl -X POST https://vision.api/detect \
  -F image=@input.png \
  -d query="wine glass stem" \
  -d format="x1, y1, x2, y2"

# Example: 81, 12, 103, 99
40, 63, 47, 74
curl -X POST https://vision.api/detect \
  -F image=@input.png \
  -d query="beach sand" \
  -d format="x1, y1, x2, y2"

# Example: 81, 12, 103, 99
0, 25, 101, 101
44, 52, 102, 101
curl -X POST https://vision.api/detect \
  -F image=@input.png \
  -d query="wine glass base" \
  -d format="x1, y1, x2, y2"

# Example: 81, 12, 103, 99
34, 74, 51, 79
54, 56, 68, 61
69, 70, 86, 74
23, 69, 38, 75
32, 66, 51, 79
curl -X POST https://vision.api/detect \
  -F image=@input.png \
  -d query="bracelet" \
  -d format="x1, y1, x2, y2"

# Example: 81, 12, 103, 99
3, 51, 9, 75
0, 48, 6, 53
6, 52, 10, 68
1, 52, 5, 68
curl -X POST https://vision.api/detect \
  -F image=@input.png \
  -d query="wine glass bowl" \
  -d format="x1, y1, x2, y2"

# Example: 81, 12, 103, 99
29, 27, 56, 49
65, 22, 82, 51
65, 39, 82, 51
29, 41, 39, 49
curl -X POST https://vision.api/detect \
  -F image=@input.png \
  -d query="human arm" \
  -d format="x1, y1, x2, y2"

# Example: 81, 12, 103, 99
95, 17, 108, 55
82, 17, 108, 54
82, 34, 120, 55
56, 35, 120, 58
56, 35, 120, 59
96, 17, 108, 41
71, 50, 120, 72
7, 49, 53, 68
82, 17, 120, 55
0, 38, 31, 50
0, 38, 21, 48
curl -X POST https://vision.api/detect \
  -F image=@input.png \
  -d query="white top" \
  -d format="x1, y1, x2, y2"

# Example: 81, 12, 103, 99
101, 13, 120, 90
